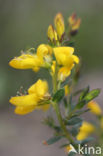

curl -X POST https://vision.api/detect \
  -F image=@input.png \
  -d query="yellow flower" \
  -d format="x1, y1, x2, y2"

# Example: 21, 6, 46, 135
28, 79, 48, 98
54, 13, 65, 40
9, 54, 42, 72
47, 25, 58, 43
9, 44, 53, 71
77, 122, 95, 141
87, 101, 102, 115
53, 47, 79, 80
9, 79, 50, 115
53, 47, 79, 66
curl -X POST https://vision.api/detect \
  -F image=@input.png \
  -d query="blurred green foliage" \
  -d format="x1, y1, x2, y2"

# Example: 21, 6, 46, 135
0, 0, 103, 106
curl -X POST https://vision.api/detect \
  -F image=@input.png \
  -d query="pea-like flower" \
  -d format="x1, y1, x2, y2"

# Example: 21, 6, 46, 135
77, 122, 95, 141
9, 79, 50, 115
53, 47, 79, 81
9, 44, 52, 71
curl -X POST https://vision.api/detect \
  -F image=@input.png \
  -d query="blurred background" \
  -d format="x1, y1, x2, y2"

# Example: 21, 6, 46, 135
0, 0, 103, 155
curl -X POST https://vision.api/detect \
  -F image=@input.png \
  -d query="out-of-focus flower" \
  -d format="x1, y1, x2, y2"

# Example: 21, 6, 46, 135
68, 13, 81, 36
9, 79, 50, 115
54, 13, 65, 40
87, 101, 102, 115
77, 122, 95, 141
47, 25, 58, 43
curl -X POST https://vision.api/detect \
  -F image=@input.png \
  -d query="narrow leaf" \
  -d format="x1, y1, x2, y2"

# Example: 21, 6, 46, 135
65, 117, 82, 126
44, 136, 63, 145
81, 137, 94, 146
79, 86, 90, 101
68, 152, 76, 156
84, 89, 101, 102
53, 88, 65, 102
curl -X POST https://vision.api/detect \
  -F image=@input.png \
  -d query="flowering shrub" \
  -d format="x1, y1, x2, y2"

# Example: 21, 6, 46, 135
9, 13, 102, 156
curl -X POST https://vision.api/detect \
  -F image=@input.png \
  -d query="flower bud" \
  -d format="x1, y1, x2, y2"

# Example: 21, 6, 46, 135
47, 25, 58, 43
54, 13, 65, 41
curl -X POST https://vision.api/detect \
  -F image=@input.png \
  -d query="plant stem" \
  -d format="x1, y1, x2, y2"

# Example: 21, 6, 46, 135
52, 65, 78, 149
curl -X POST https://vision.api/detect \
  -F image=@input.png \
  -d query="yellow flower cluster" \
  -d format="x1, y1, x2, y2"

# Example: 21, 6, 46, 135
77, 122, 95, 141
9, 13, 80, 115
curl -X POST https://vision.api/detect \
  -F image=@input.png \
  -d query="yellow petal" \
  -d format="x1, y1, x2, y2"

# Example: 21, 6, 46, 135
28, 79, 48, 98
9, 94, 38, 106
37, 44, 52, 58
51, 61, 56, 75
77, 122, 95, 141
14, 105, 36, 115
80, 122, 95, 133
87, 101, 102, 115
77, 131, 89, 141
72, 55, 79, 64
58, 67, 71, 81
53, 47, 74, 66
9, 54, 41, 70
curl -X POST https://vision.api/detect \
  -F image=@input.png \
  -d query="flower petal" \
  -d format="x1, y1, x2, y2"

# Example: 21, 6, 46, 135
9, 94, 38, 106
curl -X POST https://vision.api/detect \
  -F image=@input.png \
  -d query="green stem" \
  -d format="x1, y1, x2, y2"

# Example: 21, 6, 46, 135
52, 65, 78, 149
52, 101, 74, 143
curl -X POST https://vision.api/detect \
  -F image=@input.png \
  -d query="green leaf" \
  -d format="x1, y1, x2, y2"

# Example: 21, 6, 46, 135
81, 137, 94, 146
68, 152, 76, 156
45, 136, 63, 145
79, 86, 90, 101
76, 100, 87, 109
61, 77, 72, 87
84, 89, 101, 102
74, 109, 90, 116
60, 143, 69, 148
65, 117, 82, 126
53, 88, 65, 102
69, 128, 78, 137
